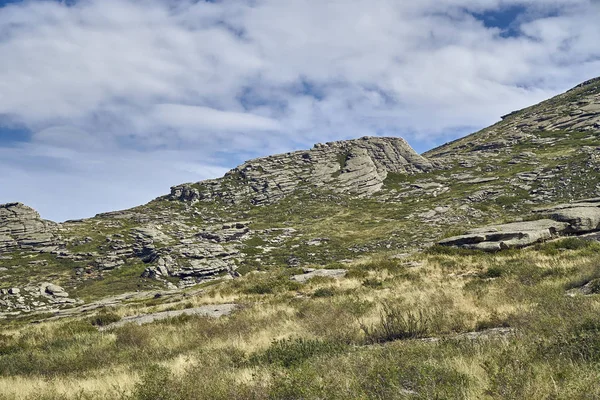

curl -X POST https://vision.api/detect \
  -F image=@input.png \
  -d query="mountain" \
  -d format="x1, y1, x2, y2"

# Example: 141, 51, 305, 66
1, 77, 600, 399
1, 77, 600, 313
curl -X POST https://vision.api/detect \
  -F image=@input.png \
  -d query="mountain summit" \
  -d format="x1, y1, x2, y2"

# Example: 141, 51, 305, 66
170, 136, 434, 205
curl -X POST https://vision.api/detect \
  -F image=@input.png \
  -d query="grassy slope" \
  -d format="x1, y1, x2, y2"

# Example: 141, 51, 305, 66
1, 238, 600, 399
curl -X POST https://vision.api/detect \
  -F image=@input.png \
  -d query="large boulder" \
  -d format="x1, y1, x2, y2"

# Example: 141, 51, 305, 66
535, 199, 600, 233
549, 207, 600, 233
439, 219, 569, 251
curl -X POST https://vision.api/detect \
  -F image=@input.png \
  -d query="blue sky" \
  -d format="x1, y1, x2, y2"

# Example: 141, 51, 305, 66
0, 0, 599, 221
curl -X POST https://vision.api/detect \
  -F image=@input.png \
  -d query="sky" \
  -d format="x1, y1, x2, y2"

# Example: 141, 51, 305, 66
0, 0, 599, 222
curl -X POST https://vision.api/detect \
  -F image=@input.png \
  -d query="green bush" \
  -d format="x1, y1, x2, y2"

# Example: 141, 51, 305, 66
345, 268, 369, 279
88, 311, 122, 327
565, 263, 600, 291
425, 245, 482, 256
115, 324, 151, 348
541, 318, 600, 363
537, 237, 598, 255
131, 364, 177, 400
243, 277, 301, 295
480, 266, 503, 279
312, 287, 336, 298
249, 338, 347, 368
362, 304, 430, 343
362, 278, 384, 288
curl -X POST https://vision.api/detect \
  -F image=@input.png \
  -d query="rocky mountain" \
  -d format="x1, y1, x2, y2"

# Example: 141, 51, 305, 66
169, 136, 434, 204
1, 76, 600, 319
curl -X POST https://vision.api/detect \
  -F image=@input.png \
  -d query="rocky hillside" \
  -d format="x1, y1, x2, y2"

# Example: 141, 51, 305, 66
1, 77, 600, 319
169, 136, 434, 204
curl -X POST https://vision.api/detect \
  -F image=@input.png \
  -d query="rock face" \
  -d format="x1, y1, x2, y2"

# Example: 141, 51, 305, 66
170, 136, 434, 205
535, 199, 600, 233
0, 203, 58, 252
141, 221, 251, 286
440, 198, 600, 251
439, 219, 569, 251
98, 303, 237, 331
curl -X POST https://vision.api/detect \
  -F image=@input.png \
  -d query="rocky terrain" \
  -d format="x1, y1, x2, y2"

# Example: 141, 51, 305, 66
2, 78, 600, 400
1, 77, 600, 320
169, 136, 434, 204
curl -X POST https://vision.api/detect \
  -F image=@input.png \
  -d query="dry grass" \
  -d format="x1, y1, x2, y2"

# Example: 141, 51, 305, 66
1, 241, 600, 399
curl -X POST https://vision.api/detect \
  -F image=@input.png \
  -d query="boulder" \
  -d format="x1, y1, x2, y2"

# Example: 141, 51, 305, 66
291, 268, 347, 283
549, 207, 600, 233
534, 200, 600, 233
42, 283, 69, 298
439, 219, 569, 251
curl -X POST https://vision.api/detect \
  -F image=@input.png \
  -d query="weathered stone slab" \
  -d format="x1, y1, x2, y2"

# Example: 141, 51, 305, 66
439, 219, 569, 251
98, 303, 237, 331
291, 268, 347, 283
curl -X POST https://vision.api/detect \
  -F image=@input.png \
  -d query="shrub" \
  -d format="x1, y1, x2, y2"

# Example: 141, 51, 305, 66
483, 345, 535, 399
243, 277, 301, 295
362, 278, 384, 288
88, 311, 121, 327
312, 287, 336, 298
537, 237, 598, 255
249, 338, 347, 368
480, 266, 503, 279
244, 282, 276, 295
115, 324, 151, 348
345, 268, 369, 280
362, 304, 430, 343
541, 318, 600, 363
131, 364, 177, 400
565, 263, 600, 291
425, 245, 482, 256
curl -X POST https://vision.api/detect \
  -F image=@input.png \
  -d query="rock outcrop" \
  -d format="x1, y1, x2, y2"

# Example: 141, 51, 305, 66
426, 77, 600, 160
535, 199, 600, 233
170, 136, 434, 205
439, 219, 569, 251
440, 198, 600, 251
141, 222, 251, 286
291, 268, 348, 283
0, 203, 58, 253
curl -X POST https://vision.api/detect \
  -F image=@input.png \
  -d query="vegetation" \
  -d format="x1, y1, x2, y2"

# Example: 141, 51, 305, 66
1, 241, 600, 399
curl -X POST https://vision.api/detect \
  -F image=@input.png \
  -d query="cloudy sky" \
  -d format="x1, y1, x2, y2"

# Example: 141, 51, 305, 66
0, 0, 598, 221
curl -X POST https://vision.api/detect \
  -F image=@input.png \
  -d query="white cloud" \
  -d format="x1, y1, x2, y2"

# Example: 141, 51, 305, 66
0, 0, 598, 219
152, 104, 281, 132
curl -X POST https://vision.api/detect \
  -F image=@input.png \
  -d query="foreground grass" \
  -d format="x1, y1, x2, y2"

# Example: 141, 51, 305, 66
1, 239, 600, 399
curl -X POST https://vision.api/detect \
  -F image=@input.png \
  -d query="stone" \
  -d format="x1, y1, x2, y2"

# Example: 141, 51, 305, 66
0, 203, 58, 253
197, 222, 250, 243
534, 200, 600, 233
306, 238, 329, 246
549, 207, 600, 233
439, 219, 569, 251
170, 137, 435, 205
8, 288, 20, 295
462, 177, 499, 184
291, 269, 347, 283
98, 303, 237, 331
43, 283, 69, 298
